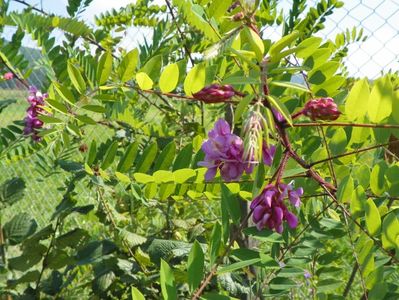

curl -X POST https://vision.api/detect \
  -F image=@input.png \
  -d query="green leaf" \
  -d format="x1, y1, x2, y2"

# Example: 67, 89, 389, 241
159, 63, 179, 93
0, 177, 25, 208
365, 198, 381, 236
381, 212, 399, 250
217, 258, 261, 274
136, 72, 154, 90
296, 36, 322, 58
269, 277, 297, 290
370, 162, 387, 196
187, 240, 204, 292
76, 240, 117, 265
46, 99, 68, 114
368, 76, 392, 123
117, 141, 140, 173
54, 82, 76, 104
184, 63, 206, 96
173, 168, 196, 184
317, 278, 342, 292
160, 259, 177, 300
329, 127, 347, 155
269, 30, 300, 58
357, 238, 374, 277
350, 186, 366, 218
97, 51, 113, 85
67, 61, 86, 94
4, 213, 37, 245
38, 115, 63, 124
173, 144, 193, 171
101, 141, 118, 170
86, 140, 97, 166
267, 95, 293, 126
269, 81, 310, 93
118, 48, 139, 82
131, 287, 145, 300
345, 78, 370, 121
76, 114, 96, 125
336, 176, 354, 203
210, 222, 221, 266
153, 141, 176, 171
221, 183, 241, 225
243, 27, 264, 61
135, 142, 158, 173
81, 105, 106, 113
391, 90, 399, 123
234, 95, 253, 124
208, 0, 232, 20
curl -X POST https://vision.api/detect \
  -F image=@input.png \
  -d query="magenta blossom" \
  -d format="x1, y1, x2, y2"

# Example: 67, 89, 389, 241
303, 97, 341, 121
24, 86, 47, 141
3, 72, 14, 80
263, 142, 276, 166
193, 84, 243, 103
198, 119, 254, 182
250, 183, 303, 233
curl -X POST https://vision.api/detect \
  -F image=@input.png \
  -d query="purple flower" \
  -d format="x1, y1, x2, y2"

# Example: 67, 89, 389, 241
199, 119, 251, 182
271, 108, 285, 123
250, 182, 302, 233
303, 97, 341, 121
263, 143, 276, 166
304, 270, 312, 279
24, 86, 47, 142
193, 84, 243, 103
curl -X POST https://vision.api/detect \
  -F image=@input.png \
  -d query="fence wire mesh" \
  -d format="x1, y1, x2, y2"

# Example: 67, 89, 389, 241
1, 0, 399, 224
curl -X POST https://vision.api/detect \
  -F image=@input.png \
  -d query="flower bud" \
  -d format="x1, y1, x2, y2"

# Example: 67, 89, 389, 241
3, 72, 14, 80
193, 84, 243, 103
232, 12, 244, 21
303, 97, 341, 121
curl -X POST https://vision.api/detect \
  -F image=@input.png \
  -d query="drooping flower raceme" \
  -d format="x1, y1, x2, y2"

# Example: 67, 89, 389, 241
192, 84, 243, 103
199, 119, 249, 181
3, 72, 14, 80
24, 86, 47, 141
303, 97, 341, 121
250, 183, 303, 233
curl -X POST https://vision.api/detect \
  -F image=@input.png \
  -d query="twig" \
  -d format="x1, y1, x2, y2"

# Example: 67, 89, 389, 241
290, 122, 399, 129
309, 140, 399, 167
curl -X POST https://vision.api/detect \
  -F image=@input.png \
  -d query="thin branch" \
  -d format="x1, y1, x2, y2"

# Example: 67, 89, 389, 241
291, 122, 399, 129
309, 140, 399, 167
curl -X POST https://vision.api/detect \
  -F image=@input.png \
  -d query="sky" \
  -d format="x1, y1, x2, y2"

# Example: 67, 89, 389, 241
4, 0, 399, 78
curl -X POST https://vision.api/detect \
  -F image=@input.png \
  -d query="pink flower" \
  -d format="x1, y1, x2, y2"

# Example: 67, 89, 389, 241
303, 97, 341, 121
193, 84, 243, 103
250, 183, 302, 233
3, 72, 14, 80
24, 86, 47, 142
198, 119, 251, 182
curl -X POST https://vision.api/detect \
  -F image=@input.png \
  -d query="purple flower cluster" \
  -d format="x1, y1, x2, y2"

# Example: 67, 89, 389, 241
193, 84, 243, 103
303, 97, 341, 121
250, 183, 303, 233
198, 119, 251, 181
24, 86, 47, 141
199, 119, 276, 182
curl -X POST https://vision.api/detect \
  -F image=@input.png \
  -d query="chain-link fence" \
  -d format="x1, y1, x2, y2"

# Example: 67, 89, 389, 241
1, 0, 399, 224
